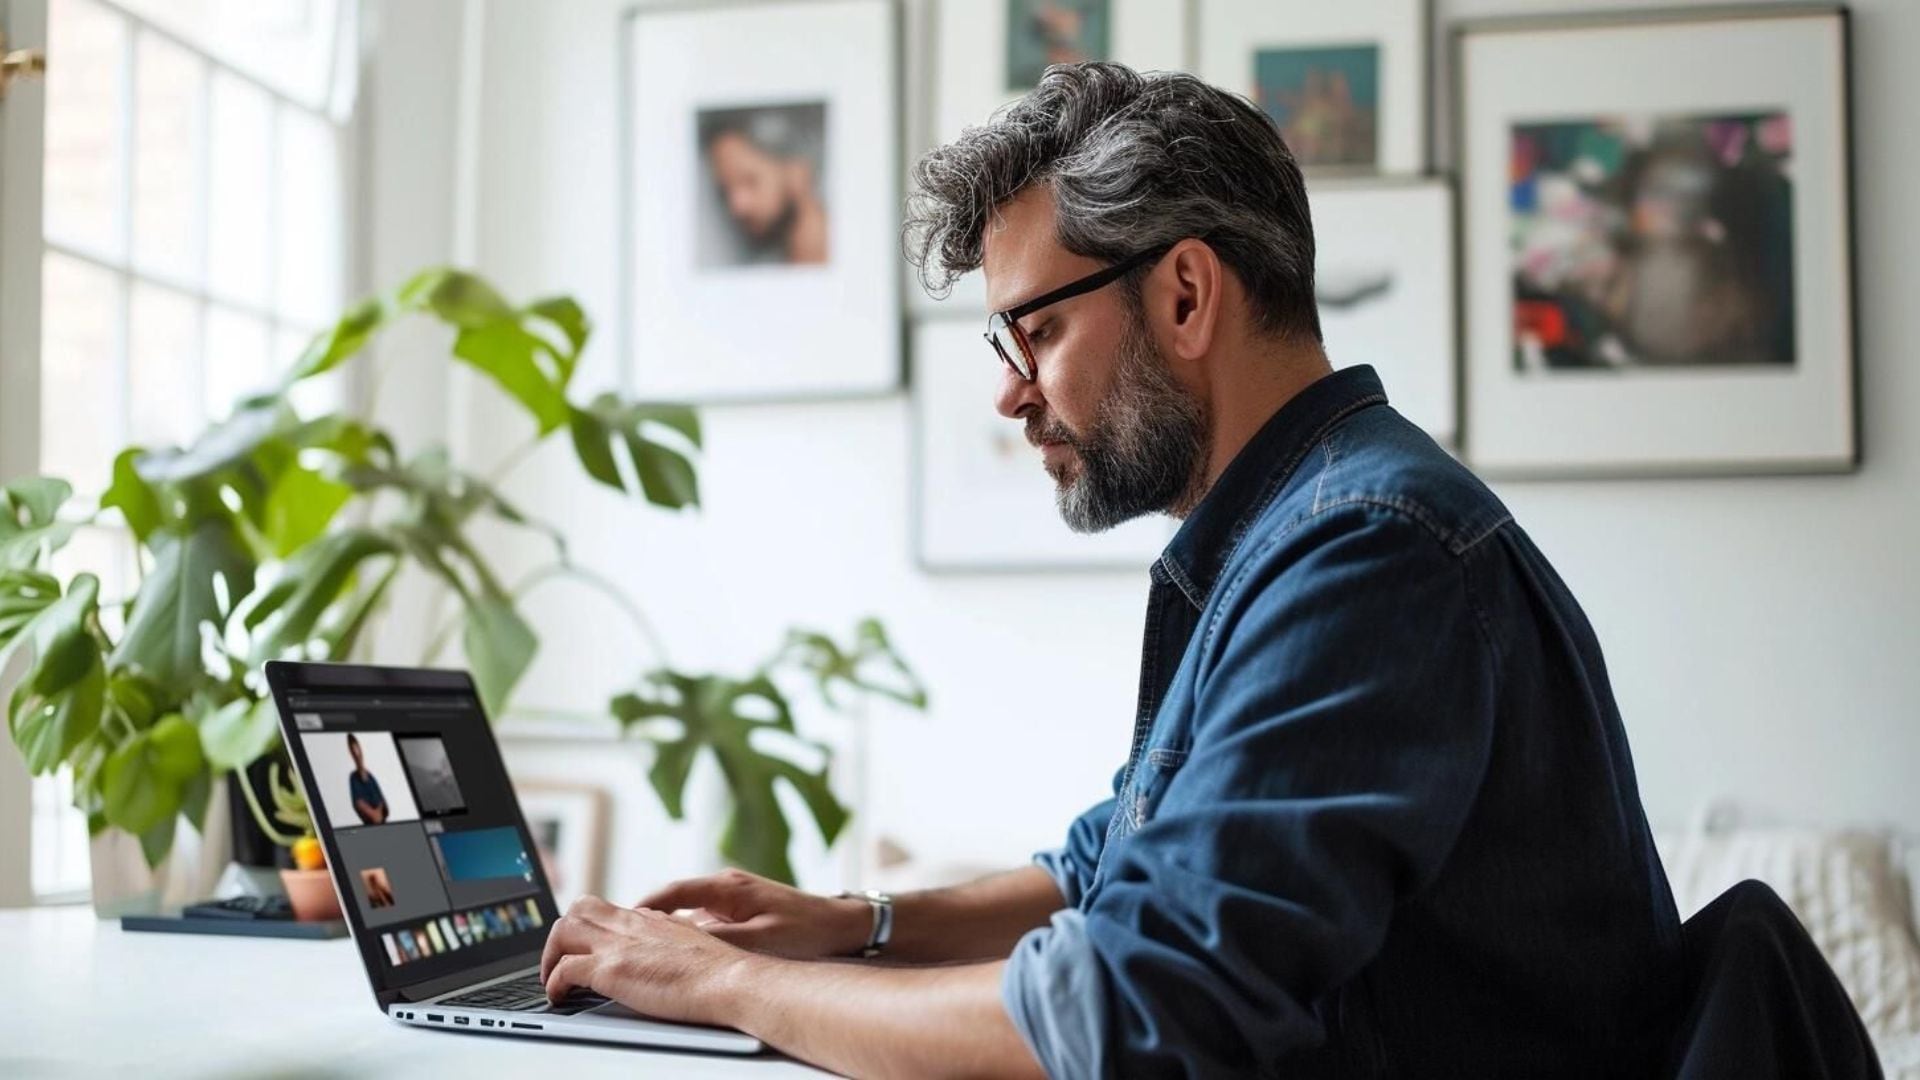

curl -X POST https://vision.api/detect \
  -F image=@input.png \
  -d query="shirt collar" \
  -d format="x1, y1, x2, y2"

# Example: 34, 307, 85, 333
1156, 365, 1389, 610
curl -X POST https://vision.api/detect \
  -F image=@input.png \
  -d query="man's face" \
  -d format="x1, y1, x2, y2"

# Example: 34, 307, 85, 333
349, 738, 364, 769
707, 131, 797, 240
984, 188, 1208, 532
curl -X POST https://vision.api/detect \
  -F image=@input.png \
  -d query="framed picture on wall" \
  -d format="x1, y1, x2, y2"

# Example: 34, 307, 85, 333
912, 319, 1172, 571
515, 781, 610, 910
1456, 7, 1857, 477
1310, 178, 1457, 446
622, 0, 901, 402
1196, 0, 1428, 176
918, 0, 1189, 317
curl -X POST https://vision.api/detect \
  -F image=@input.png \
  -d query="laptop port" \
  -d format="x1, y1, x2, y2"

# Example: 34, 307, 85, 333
454, 1016, 469, 1026
479, 1019, 493, 1027
510, 1022, 542, 1031
427, 1014, 444, 1023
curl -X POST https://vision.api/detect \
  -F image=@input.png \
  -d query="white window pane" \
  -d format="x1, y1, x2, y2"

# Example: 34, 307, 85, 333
31, 771, 92, 901
131, 32, 208, 285
127, 283, 204, 448
44, 0, 129, 258
207, 71, 272, 308
205, 306, 273, 420
114, 0, 342, 112
40, 252, 125, 495
275, 107, 343, 325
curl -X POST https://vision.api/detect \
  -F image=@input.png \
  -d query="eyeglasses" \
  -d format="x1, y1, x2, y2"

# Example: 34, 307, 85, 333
984, 244, 1174, 381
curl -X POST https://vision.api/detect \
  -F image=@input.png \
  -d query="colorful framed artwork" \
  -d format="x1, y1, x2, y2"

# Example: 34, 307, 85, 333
1309, 178, 1457, 446
911, 319, 1172, 572
1456, 6, 1857, 476
622, 0, 901, 402
1197, 0, 1427, 176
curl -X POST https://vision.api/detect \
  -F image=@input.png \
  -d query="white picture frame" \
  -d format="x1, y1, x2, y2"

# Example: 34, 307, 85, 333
1196, 0, 1428, 177
911, 318, 1173, 571
622, 0, 902, 403
1455, 7, 1857, 477
1309, 178, 1457, 446
915, 0, 1190, 318
515, 781, 610, 910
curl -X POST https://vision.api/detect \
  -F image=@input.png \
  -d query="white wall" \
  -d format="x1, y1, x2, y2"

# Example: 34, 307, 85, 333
434, 0, 1920, 894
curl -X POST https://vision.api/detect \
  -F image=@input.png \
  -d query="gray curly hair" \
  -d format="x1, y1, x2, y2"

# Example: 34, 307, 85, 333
904, 61, 1320, 343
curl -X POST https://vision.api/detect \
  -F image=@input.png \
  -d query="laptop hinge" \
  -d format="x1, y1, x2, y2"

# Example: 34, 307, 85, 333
395, 950, 542, 1002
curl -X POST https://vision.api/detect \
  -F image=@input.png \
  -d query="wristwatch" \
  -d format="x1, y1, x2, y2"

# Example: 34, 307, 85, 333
837, 889, 894, 958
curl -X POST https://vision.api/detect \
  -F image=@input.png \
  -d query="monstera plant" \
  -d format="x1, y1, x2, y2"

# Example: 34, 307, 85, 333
0, 267, 922, 888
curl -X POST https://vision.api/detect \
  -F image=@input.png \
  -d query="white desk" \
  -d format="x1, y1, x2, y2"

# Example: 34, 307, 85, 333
0, 906, 832, 1078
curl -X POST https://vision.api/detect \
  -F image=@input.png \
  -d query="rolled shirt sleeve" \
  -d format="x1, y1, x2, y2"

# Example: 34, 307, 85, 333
1032, 789, 1118, 909
1007, 507, 1499, 1076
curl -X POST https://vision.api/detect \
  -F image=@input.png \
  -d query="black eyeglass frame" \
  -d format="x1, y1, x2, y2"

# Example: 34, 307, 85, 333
983, 243, 1174, 381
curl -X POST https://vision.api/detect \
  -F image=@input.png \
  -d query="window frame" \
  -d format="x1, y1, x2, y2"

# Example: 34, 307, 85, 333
10, 0, 368, 905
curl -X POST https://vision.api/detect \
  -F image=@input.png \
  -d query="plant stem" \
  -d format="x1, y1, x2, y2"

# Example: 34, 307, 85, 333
485, 435, 543, 487
512, 561, 672, 668
234, 765, 301, 847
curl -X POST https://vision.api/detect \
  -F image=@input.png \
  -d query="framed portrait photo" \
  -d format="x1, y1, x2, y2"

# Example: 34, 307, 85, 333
1456, 6, 1857, 477
912, 319, 1172, 572
1196, 0, 1429, 177
622, 0, 902, 402
1310, 178, 1457, 447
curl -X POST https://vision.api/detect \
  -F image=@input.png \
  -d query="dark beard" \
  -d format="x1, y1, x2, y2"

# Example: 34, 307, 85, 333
1027, 303, 1210, 533
738, 194, 799, 254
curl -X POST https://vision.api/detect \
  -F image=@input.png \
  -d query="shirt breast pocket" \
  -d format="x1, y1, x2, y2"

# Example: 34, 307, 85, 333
1126, 746, 1189, 832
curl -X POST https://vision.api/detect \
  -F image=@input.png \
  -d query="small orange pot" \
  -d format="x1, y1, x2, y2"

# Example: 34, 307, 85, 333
279, 867, 343, 922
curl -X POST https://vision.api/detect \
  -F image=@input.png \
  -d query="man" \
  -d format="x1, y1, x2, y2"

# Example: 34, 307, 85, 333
346, 733, 389, 826
541, 63, 1682, 1076
700, 106, 830, 266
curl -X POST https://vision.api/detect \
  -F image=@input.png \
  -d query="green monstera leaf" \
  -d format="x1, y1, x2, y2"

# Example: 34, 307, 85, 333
780, 617, 929, 711
567, 394, 701, 510
99, 712, 205, 853
0, 571, 106, 774
112, 519, 256, 692
0, 478, 78, 571
612, 670, 847, 885
194, 695, 281, 774
241, 526, 399, 664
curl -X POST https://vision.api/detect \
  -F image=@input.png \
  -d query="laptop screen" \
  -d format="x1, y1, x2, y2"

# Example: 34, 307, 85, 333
269, 663, 558, 996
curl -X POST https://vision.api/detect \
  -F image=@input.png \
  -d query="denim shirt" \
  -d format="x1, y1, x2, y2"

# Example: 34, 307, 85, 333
1003, 366, 1683, 1077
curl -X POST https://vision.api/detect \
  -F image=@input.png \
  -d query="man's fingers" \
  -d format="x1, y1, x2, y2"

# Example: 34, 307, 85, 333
700, 921, 762, 947
544, 953, 593, 1003
540, 913, 592, 985
668, 906, 733, 928
638, 879, 739, 916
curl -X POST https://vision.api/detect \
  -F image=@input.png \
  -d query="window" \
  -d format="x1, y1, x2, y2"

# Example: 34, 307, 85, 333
30, 0, 360, 902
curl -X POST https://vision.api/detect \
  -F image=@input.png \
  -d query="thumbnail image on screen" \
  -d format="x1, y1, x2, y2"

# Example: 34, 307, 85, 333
301, 731, 421, 829
397, 734, 468, 816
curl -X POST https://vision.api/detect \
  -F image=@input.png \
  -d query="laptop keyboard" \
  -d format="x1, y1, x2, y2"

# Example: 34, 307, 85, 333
441, 972, 608, 1014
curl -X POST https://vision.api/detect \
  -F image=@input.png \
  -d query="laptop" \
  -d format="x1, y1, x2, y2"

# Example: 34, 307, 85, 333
265, 660, 763, 1054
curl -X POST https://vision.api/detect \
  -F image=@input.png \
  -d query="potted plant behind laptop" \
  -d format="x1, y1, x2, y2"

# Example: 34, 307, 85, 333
0, 266, 920, 914
227, 759, 338, 921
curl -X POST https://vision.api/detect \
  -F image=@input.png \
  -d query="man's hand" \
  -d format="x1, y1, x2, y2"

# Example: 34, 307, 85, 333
540, 892, 1046, 1079
637, 867, 871, 959
539, 896, 754, 1026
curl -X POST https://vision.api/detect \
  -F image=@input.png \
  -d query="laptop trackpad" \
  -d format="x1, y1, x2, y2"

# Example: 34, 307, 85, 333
572, 1001, 762, 1050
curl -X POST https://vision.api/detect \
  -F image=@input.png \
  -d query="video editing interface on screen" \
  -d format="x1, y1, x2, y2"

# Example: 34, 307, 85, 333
289, 686, 549, 977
